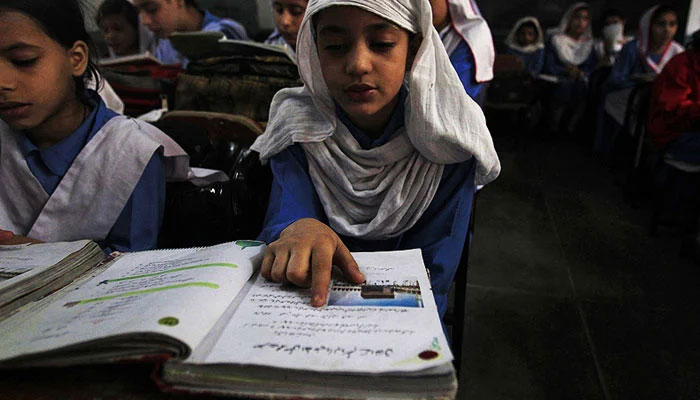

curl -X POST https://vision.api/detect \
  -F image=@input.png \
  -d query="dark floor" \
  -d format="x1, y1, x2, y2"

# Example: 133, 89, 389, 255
458, 133, 700, 399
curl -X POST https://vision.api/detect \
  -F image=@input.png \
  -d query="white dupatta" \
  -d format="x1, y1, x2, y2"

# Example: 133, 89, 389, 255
505, 16, 544, 54
637, 5, 685, 74
550, 2, 594, 66
251, 0, 499, 239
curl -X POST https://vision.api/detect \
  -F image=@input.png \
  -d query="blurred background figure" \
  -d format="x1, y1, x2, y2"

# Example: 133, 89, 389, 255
504, 16, 545, 75
133, 0, 248, 66
595, 8, 631, 67
543, 2, 597, 136
97, 0, 140, 57
265, 0, 307, 56
430, 0, 495, 104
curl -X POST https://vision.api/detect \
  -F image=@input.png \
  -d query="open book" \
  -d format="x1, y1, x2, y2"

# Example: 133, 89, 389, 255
99, 52, 165, 67
168, 31, 297, 64
0, 242, 456, 399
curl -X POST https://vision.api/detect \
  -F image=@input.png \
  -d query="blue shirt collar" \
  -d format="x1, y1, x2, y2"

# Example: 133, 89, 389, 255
17, 91, 108, 176
335, 85, 407, 150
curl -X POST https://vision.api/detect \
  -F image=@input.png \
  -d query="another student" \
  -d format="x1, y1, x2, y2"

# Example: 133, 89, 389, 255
594, 5, 683, 154
96, 0, 140, 57
251, 0, 500, 317
543, 2, 597, 134
0, 0, 188, 251
133, 0, 248, 67
594, 9, 630, 67
429, 0, 495, 102
265, 0, 308, 56
649, 31, 699, 162
505, 17, 545, 76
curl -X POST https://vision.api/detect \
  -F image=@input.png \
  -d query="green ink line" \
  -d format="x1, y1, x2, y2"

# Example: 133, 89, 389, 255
101, 263, 238, 284
67, 282, 220, 306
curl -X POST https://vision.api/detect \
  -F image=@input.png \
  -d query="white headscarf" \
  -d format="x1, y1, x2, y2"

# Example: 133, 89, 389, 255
439, 0, 494, 82
637, 5, 685, 74
550, 2, 594, 66
251, 0, 499, 239
505, 16, 544, 54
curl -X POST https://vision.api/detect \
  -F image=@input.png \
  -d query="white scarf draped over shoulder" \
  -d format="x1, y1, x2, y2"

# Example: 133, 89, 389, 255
251, 0, 500, 239
550, 2, 594, 66
637, 5, 685, 74
439, 0, 495, 82
505, 16, 545, 54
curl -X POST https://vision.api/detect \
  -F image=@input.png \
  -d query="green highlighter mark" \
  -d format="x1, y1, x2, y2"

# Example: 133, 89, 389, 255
63, 282, 219, 308
235, 240, 265, 249
98, 263, 238, 285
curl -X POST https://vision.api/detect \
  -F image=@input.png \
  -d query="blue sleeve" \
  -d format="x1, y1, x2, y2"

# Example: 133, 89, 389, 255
101, 151, 166, 253
256, 145, 326, 243
580, 48, 598, 77
218, 19, 249, 41
449, 40, 484, 100
605, 42, 639, 91
543, 41, 569, 77
531, 48, 545, 75
401, 159, 476, 317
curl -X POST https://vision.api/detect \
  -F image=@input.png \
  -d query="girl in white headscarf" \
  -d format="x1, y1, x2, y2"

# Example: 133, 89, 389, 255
505, 16, 545, 75
594, 4, 684, 154
251, 0, 499, 316
543, 2, 597, 134
265, 0, 308, 58
428, 0, 494, 102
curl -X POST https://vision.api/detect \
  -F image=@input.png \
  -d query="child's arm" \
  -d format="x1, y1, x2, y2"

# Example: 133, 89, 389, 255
0, 229, 42, 245
260, 218, 365, 307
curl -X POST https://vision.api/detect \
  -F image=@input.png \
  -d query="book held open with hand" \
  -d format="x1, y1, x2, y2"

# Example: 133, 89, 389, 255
0, 241, 457, 399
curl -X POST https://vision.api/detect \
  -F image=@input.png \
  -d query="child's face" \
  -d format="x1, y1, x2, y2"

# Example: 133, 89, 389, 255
316, 6, 410, 134
100, 13, 138, 56
134, 0, 182, 38
651, 12, 677, 46
0, 11, 85, 132
516, 25, 537, 46
567, 8, 590, 38
272, 0, 307, 50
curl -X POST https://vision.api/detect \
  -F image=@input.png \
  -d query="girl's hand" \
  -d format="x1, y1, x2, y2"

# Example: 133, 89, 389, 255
0, 229, 42, 245
261, 218, 365, 307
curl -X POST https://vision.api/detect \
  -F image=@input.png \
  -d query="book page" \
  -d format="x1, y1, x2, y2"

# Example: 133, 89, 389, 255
0, 241, 265, 362
0, 240, 90, 279
199, 249, 453, 373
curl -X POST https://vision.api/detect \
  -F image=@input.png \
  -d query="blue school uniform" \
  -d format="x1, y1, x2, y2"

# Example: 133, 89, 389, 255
16, 91, 165, 253
543, 40, 597, 103
257, 88, 477, 317
155, 10, 248, 67
449, 39, 485, 102
505, 47, 545, 76
605, 40, 660, 91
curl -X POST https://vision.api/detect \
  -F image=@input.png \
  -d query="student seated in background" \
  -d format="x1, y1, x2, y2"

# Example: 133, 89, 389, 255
265, 0, 308, 56
649, 30, 700, 163
594, 5, 683, 154
251, 0, 500, 317
543, 2, 597, 135
96, 0, 140, 57
133, 0, 248, 67
594, 9, 631, 68
504, 17, 545, 76
0, 0, 187, 252
428, 0, 495, 103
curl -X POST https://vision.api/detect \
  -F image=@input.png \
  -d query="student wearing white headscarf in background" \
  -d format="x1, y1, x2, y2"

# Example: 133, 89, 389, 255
505, 16, 545, 75
594, 5, 684, 155
265, 0, 308, 58
428, 0, 494, 103
543, 2, 597, 135
251, 0, 500, 317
